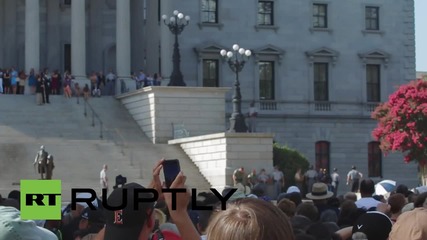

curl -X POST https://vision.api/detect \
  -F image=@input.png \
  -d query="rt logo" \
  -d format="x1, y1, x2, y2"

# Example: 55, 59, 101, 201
20, 180, 62, 220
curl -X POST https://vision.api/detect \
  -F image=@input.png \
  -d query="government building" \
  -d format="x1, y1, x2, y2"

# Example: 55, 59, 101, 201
0, 0, 419, 187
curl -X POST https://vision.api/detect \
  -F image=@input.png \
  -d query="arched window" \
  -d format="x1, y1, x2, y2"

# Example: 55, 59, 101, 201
315, 141, 330, 172
368, 141, 382, 177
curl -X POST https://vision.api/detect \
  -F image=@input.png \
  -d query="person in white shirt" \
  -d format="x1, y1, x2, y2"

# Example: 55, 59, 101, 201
347, 165, 363, 192
105, 69, 116, 95
248, 101, 258, 132
100, 164, 108, 196
331, 168, 340, 196
271, 165, 285, 199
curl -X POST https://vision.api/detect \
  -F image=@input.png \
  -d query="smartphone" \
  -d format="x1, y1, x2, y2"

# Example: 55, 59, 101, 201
163, 159, 181, 188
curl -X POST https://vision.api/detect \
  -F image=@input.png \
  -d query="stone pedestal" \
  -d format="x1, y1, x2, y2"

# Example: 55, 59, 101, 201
116, 87, 230, 143
168, 132, 274, 191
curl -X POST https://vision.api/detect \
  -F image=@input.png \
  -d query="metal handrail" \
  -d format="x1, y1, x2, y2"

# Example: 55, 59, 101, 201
83, 98, 104, 139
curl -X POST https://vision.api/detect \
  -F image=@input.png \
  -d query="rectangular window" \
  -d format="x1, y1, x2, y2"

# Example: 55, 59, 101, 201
258, 1, 274, 26
201, 0, 218, 23
64, 44, 71, 73
315, 141, 330, 172
368, 142, 382, 177
259, 61, 275, 100
314, 63, 329, 101
313, 4, 327, 28
366, 64, 380, 102
203, 59, 219, 87
365, 6, 379, 30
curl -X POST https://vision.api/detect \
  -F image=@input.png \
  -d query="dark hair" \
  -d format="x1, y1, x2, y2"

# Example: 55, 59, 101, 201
414, 192, 427, 208
396, 184, 409, 197
296, 203, 319, 222
8, 190, 20, 201
305, 222, 341, 240
388, 193, 406, 214
197, 209, 214, 233
360, 179, 375, 195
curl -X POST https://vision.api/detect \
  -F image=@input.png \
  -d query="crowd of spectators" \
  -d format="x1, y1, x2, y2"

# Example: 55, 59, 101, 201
1, 160, 427, 240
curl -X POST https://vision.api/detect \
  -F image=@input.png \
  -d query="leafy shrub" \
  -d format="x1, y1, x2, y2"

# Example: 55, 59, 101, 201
273, 143, 310, 188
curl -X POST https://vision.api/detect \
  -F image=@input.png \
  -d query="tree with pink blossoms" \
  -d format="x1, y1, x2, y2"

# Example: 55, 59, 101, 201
372, 79, 427, 185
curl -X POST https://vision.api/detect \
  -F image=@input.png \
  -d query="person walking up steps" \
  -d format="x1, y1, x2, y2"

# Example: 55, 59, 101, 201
347, 165, 363, 193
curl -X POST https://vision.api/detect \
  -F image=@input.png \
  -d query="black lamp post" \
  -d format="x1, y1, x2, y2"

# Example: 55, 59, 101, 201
220, 44, 252, 133
162, 10, 190, 87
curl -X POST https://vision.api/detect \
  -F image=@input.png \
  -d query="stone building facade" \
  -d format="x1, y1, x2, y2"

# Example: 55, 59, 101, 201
0, 0, 419, 187
145, 0, 418, 187
0, 0, 145, 80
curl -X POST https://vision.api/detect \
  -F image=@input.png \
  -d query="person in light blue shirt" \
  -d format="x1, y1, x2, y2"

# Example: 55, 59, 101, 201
11, 67, 18, 94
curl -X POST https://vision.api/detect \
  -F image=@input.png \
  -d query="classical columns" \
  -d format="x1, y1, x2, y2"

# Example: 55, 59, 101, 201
71, 0, 86, 79
116, 0, 132, 93
25, 0, 40, 74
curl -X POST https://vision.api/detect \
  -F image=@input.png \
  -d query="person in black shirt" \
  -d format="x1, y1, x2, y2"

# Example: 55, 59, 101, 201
45, 76, 51, 104
35, 75, 44, 105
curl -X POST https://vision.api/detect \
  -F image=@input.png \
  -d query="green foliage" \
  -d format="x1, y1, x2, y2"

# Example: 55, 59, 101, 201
273, 143, 310, 187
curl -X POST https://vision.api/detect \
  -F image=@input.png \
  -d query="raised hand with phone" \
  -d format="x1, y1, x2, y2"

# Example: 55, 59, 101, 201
149, 158, 200, 240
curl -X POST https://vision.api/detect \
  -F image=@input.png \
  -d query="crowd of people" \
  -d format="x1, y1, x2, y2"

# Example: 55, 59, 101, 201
1, 159, 427, 240
0, 67, 163, 101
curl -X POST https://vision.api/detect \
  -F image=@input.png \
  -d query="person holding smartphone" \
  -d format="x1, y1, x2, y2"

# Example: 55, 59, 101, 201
98, 159, 201, 240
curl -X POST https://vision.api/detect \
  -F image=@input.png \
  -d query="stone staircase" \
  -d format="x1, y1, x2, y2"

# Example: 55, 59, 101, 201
0, 94, 210, 202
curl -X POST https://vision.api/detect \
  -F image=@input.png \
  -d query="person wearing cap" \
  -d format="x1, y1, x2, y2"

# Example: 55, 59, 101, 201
306, 182, 338, 217
347, 165, 363, 193
74, 207, 105, 240
0, 206, 58, 240
351, 211, 392, 240
61, 193, 100, 240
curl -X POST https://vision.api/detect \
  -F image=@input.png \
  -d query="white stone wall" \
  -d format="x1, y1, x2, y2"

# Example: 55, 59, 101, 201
117, 87, 230, 143
169, 133, 274, 189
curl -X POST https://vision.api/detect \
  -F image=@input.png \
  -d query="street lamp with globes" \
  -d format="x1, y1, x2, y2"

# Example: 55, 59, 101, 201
220, 44, 252, 133
162, 10, 190, 86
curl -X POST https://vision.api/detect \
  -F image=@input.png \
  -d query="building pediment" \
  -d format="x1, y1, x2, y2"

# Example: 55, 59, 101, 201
305, 47, 339, 58
253, 44, 285, 56
194, 42, 228, 55
358, 49, 390, 59
358, 49, 391, 67
253, 45, 285, 64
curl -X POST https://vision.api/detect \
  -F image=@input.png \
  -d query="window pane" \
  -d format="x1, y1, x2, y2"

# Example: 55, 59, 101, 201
313, 4, 327, 28
201, 0, 218, 23
314, 63, 328, 101
368, 142, 382, 177
258, 1, 274, 25
366, 64, 380, 102
259, 61, 275, 100
203, 59, 219, 87
365, 7, 379, 30
315, 141, 330, 172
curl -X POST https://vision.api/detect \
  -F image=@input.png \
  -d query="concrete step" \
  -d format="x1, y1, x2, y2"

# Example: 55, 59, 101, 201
0, 94, 211, 202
